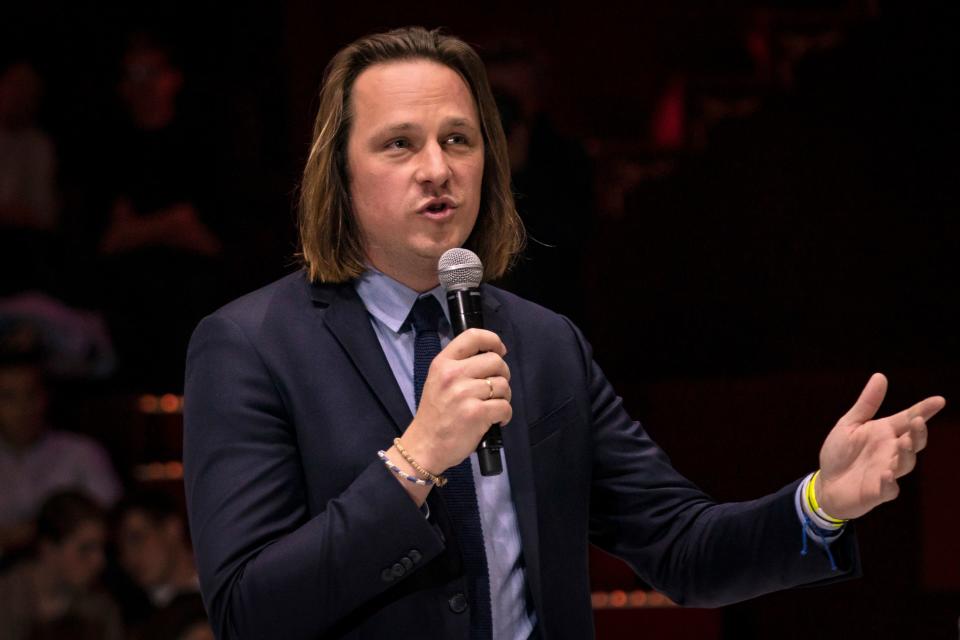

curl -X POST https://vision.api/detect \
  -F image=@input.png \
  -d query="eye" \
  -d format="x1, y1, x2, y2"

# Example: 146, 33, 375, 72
444, 134, 468, 145
386, 138, 411, 150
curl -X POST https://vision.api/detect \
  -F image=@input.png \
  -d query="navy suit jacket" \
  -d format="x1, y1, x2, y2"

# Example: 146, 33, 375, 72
183, 271, 859, 639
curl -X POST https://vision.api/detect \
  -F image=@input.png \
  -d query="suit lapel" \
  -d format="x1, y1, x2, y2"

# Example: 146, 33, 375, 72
482, 287, 546, 626
315, 280, 546, 622
315, 282, 413, 435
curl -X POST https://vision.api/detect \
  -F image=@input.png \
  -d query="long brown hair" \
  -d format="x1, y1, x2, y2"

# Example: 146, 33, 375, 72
297, 26, 524, 283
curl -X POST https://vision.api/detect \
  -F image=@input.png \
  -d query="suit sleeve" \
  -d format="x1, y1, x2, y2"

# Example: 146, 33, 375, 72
561, 318, 861, 607
183, 314, 445, 639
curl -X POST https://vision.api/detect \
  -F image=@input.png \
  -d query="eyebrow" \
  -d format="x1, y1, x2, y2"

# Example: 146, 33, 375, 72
374, 117, 478, 138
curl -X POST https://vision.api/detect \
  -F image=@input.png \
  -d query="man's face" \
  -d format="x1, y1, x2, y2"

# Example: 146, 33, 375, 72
44, 519, 107, 591
346, 60, 485, 290
120, 48, 183, 126
118, 510, 179, 588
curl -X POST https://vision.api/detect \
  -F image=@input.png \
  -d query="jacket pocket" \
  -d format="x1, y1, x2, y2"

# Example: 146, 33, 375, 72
528, 396, 577, 447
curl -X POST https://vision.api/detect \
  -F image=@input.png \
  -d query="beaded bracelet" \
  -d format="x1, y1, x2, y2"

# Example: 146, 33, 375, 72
393, 438, 447, 487
378, 450, 434, 487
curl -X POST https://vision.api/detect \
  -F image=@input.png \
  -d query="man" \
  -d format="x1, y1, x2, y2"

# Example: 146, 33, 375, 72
95, 34, 224, 389
114, 491, 212, 640
183, 27, 944, 639
0, 490, 123, 640
0, 346, 121, 557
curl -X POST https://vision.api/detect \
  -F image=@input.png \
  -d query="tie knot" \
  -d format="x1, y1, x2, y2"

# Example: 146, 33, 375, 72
408, 295, 445, 333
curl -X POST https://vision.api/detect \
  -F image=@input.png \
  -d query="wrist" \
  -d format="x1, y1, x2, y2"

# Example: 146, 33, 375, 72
399, 424, 445, 475
383, 445, 432, 506
810, 470, 847, 524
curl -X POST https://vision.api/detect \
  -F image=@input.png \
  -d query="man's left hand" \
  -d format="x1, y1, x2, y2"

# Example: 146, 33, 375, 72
816, 373, 945, 520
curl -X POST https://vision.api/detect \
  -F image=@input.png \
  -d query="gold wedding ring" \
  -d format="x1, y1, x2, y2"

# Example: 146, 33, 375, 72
485, 377, 494, 400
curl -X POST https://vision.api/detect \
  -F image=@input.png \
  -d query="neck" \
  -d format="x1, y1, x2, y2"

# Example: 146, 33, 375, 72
133, 105, 175, 131
367, 260, 438, 294
168, 546, 198, 590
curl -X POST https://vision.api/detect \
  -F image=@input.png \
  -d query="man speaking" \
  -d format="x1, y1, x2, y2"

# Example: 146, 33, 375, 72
183, 27, 945, 639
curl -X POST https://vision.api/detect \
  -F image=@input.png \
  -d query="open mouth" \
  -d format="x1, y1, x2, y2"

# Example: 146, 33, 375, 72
423, 201, 452, 215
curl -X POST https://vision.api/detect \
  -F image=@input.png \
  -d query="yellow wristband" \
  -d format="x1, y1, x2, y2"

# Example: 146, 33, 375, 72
808, 471, 846, 524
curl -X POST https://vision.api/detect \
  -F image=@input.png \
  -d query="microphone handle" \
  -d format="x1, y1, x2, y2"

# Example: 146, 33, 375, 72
446, 288, 504, 476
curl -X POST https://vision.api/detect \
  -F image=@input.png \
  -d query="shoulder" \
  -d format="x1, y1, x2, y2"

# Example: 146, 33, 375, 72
187, 270, 349, 374
43, 430, 107, 459
206, 271, 312, 327
483, 284, 583, 341
195, 270, 352, 348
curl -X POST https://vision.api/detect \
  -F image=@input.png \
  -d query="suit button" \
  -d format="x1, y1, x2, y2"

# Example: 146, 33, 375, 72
448, 592, 468, 614
408, 549, 422, 563
380, 568, 394, 583
401, 556, 413, 570
391, 563, 406, 578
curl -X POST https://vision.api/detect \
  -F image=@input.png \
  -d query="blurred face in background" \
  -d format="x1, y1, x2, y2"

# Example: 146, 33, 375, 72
118, 510, 181, 588
120, 47, 183, 130
0, 365, 47, 450
0, 62, 42, 129
41, 518, 107, 591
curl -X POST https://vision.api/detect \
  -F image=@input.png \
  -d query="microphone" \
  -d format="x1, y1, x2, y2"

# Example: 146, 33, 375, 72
438, 247, 504, 476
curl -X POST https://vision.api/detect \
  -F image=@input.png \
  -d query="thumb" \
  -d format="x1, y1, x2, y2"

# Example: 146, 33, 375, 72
840, 372, 887, 426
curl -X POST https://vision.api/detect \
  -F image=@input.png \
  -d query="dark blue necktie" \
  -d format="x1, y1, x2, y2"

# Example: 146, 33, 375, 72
409, 295, 492, 639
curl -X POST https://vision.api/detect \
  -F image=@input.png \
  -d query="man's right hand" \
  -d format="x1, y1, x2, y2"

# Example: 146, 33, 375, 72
396, 328, 512, 479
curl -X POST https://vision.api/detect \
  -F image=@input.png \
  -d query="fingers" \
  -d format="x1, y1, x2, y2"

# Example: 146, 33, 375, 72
461, 351, 510, 382
475, 376, 511, 402
481, 398, 513, 427
879, 470, 900, 503
880, 395, 945, 437
840, 372, 887, 426
896, 395, 947, 424
895, 415, 928, 453
893, 432, 918, 478
445, 328, 506, 359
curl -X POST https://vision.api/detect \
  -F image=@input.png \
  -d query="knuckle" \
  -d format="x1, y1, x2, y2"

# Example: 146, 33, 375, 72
438, 364, 460, 387
452, 381, 470, 400
463, 401, 483, 423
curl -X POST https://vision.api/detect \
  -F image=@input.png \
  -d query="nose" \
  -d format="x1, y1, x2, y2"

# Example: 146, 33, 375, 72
414, 140, 452, 187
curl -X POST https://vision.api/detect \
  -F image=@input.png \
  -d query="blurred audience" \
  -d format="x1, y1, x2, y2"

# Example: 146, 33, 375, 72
0, 342, 121, 557
0, 56, 62, 296
98, 34, 220, 259
114, 490, 211, 640
0, 490, 122, 640
90, 33, 226, 390
0, 57, 58, 231
484, 46, 594, 328
0, 296, 115, 379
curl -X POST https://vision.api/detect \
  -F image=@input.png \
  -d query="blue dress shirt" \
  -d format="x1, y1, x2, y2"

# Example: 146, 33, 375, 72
355, 269, 536, 639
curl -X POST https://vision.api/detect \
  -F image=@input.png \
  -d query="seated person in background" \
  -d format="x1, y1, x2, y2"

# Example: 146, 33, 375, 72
92, 32, 226, 389
0, 344, 122, 556
0, 57, 58, 232
0, 56, 61, 296
0, 490, 123, 640
114, 490, 211, 640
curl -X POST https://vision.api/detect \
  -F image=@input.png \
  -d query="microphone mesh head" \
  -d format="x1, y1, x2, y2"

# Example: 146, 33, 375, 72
438, 248, 483, 290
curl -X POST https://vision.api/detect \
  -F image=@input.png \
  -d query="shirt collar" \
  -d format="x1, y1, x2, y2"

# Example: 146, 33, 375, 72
354, 268, 449, 334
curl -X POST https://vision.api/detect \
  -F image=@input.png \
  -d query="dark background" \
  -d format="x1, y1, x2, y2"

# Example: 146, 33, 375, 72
3, 0, 957, 638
